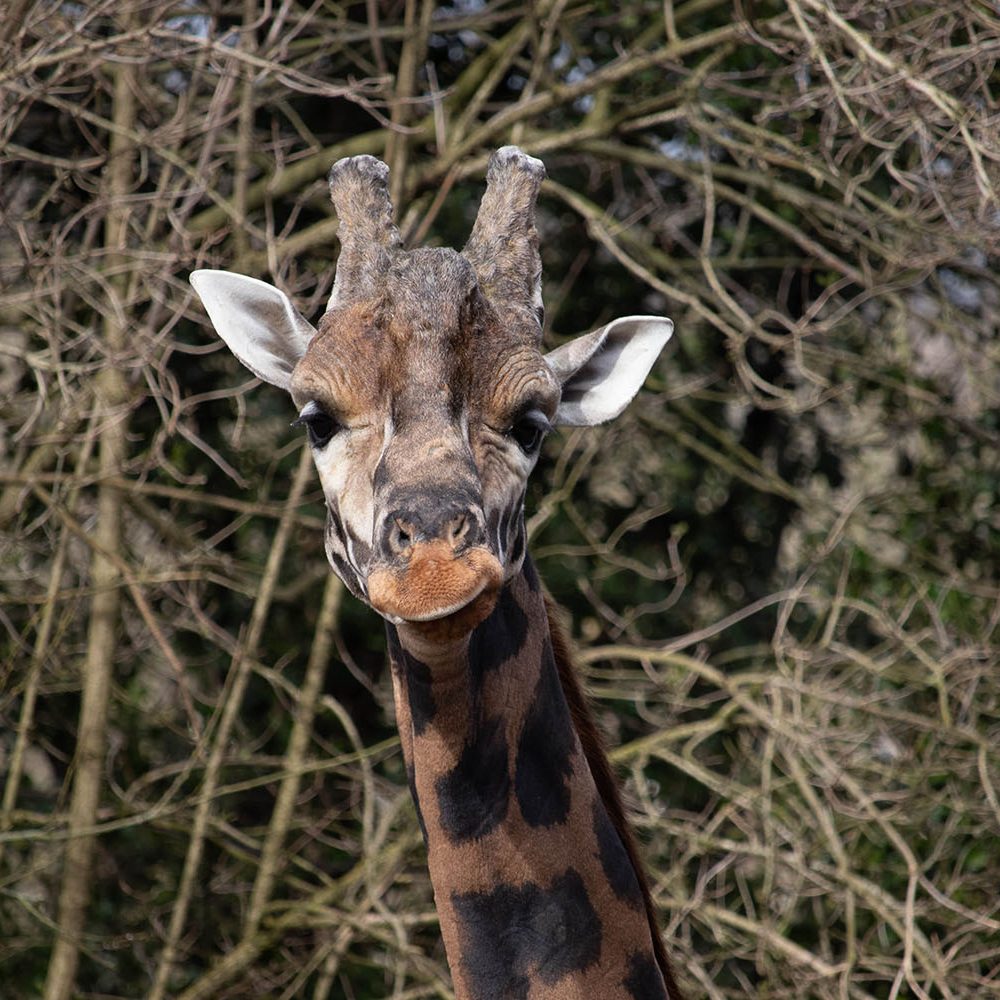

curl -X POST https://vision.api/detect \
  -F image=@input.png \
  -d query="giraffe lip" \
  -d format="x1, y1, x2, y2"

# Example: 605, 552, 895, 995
401, 576, 491, 622
367, 542, 503, 627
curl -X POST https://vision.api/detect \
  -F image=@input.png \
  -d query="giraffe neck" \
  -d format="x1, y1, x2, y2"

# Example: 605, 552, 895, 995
386, 556, 676, 1000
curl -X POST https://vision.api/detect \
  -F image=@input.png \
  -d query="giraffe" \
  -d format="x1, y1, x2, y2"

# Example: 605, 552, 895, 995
190, 147, 683, 1000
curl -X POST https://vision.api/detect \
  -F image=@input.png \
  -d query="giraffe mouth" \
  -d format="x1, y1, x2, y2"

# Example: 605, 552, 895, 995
367, 542, 503, 633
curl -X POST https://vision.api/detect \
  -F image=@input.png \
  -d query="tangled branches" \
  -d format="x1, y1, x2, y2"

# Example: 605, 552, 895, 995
1, 1, 998, 997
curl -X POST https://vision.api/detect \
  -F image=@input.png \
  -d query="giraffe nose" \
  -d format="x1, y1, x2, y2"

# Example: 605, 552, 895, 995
381, 501, 485, 560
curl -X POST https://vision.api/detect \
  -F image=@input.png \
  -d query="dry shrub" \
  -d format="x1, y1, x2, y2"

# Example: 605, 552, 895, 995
1, 1, 998, 997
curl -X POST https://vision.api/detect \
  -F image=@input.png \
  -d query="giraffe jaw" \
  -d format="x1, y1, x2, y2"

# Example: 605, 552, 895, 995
367, 543, 503, 639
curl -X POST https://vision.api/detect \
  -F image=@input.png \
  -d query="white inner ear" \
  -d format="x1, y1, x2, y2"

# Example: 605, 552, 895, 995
190, 270, 316, 391
545, 315, 673, 426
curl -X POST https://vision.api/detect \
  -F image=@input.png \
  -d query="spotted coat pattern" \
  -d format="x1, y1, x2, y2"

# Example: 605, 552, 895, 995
388, 561, 672, 1000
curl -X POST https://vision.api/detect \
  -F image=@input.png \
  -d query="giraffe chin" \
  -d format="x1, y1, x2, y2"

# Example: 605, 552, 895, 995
367, 543, 504, 641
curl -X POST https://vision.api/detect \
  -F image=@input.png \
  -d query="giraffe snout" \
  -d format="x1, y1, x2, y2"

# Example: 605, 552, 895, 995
379, 496, 486, 563
367, 489, 501, 633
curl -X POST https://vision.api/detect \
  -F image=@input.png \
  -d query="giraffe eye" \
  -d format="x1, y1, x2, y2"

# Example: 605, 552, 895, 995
509, 411, 550, 454
293, 402, 340, 448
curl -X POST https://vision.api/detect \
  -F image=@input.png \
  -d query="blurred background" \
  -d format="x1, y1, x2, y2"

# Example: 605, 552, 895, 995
1, 1, 998, 997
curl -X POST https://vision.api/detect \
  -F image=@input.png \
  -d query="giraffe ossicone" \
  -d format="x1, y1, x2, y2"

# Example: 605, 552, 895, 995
192, 147, 682, 999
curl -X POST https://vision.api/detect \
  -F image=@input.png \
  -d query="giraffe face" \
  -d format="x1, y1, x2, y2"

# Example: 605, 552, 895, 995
289, 247, 560, 639
190, 148, 673, 643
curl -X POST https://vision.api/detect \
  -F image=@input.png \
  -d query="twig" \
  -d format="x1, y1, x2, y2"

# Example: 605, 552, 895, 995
41, 24, 136, 997
148, 445, 314, 1000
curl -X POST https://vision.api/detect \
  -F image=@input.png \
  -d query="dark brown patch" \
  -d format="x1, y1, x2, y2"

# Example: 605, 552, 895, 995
624, 951, 669, 999
451, 867, 602, 1000
521, 549, 540, 592
513, 640, 576, 827
467, 580, 529, 701
386, 625, 436, 736
545, 595, 685, 1000
593, 798, 645, 909
435, 716, 510, 843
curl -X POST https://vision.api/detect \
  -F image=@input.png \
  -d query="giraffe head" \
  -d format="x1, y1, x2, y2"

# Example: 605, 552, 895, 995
191, 148, 672, 642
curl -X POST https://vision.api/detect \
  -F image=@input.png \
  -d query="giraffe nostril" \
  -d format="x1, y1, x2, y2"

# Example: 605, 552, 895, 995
388, 518, 413, 555
381, 502, 486, 561
446, 512, 470, 549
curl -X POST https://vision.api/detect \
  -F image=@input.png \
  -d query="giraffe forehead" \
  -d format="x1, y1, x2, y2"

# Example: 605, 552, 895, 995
291, 301, 388, 415
473, 344, 558, 418
291, 277, 555, 422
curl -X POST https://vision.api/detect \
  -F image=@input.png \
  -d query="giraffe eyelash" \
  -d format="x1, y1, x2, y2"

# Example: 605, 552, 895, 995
293, 400, 341, 448
507, 410, 551, 454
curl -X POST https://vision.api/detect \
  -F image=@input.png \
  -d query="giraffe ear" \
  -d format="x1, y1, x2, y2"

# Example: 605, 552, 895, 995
545, 316, 673, 426
190, 270, 316, 391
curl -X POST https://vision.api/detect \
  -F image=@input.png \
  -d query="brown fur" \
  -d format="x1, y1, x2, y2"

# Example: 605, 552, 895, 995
391, 571, 679, 1000
368, 542, 503, 639
545, 596, 685, 1000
